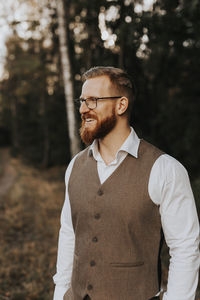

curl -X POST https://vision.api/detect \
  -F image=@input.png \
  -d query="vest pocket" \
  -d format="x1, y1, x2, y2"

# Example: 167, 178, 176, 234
110, 261, 144, 267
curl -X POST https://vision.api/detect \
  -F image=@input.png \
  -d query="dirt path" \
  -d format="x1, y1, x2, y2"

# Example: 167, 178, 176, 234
0, 148, 16, 199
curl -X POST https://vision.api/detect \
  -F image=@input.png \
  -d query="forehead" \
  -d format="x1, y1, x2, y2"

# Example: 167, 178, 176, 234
81, 75, 114, 97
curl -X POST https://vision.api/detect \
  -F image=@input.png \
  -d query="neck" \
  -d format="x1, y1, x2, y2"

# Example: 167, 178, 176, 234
98, 122, 131, 165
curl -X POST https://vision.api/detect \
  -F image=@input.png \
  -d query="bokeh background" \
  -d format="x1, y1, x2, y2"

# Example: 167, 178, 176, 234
0, 0, 199, 299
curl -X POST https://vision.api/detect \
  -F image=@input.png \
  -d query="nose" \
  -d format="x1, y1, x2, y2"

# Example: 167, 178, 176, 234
79, 100, 90, 114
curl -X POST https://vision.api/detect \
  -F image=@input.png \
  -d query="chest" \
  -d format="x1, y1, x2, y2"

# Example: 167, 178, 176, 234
68, 153, 157, 233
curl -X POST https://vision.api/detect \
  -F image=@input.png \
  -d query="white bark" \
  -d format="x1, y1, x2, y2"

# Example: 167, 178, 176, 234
56, 0, 80, 157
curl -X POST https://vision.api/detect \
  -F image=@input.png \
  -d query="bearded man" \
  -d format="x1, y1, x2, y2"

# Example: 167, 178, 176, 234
53, 67, 199, 300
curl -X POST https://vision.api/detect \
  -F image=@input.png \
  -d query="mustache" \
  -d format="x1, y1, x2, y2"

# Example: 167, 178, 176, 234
81, 113, 98, 121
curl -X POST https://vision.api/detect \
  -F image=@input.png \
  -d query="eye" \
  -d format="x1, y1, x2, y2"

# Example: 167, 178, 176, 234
87, 97, 97, 102
78, 98, 86, 105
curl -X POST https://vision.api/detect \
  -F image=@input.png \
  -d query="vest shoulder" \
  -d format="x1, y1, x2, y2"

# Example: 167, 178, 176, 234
73, 146, 90, 164
139, 139, 165, 159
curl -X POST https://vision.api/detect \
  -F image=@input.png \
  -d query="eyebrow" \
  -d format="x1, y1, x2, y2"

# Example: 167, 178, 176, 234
79, 95, 98, 99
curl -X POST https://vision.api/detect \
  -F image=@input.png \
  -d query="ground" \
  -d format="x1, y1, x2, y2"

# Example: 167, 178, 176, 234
0, 148, 65, 300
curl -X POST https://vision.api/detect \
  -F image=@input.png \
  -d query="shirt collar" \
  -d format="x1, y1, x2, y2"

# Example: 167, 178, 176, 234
88, 127, 140, 161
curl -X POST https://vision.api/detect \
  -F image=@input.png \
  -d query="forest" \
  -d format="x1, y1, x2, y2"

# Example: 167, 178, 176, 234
0, 0, 199, 299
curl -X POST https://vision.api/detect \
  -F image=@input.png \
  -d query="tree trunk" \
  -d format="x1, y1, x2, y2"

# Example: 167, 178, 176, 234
56, 0, 81, 157
40, 94, 50, 168
10, 97, 19, 157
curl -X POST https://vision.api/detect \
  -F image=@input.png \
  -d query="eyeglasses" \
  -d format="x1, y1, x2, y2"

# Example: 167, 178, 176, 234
75, 96, 122, 110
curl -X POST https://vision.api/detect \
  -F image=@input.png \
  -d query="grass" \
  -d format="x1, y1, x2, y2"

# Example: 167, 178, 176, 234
0, 150, 65, 300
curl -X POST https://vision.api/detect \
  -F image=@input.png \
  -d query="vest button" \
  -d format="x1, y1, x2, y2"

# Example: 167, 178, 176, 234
94, 213, 100, 219
97, 189, 103, 196
92, 236, 98, 242
87, 284, 93, 290
90, 260, 96, 266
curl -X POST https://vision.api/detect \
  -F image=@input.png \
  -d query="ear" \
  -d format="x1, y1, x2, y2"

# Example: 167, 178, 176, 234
116, 97, 129, 115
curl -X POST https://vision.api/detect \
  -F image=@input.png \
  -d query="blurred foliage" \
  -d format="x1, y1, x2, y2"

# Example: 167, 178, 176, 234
0, 33, 70, 167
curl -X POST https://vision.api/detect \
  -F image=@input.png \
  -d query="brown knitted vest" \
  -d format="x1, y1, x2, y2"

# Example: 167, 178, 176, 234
64, 140, 164, 300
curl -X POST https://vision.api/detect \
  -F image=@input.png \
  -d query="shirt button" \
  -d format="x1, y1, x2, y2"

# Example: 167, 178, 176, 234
87, 284, 93, 290
92, 236, 98, 242
97, 189, 103, 196
94, 213, 100, 219
90, 260, 96, 266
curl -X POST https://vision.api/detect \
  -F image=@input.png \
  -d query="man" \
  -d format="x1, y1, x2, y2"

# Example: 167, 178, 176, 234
53, 66, 200, 300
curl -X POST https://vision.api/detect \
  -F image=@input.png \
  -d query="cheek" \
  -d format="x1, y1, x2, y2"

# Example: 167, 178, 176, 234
102, 104, 115, 116
94, 102, 116, 120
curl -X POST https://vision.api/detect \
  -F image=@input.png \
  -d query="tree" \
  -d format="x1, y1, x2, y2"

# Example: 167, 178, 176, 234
56, 0, 81, 157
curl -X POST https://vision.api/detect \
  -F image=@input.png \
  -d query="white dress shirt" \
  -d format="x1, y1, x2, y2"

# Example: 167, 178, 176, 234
53, 128, 200, 300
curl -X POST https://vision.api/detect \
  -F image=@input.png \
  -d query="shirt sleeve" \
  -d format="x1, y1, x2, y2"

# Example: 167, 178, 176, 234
53, 155, 77, 300
149, 154, 200, 300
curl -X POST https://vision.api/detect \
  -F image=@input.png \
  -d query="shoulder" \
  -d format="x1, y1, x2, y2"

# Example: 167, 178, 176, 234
149, 153, 190, 205
139, 139, 164, 160
153, 154, 188, 184
71, 146, 91, 168
64, 147, 90, 185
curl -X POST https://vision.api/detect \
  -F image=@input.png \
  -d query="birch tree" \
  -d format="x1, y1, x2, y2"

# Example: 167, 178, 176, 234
56, 0, 81, 157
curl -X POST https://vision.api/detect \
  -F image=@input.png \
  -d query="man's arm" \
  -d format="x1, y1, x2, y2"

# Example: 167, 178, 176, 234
149, 154, 200, 300
53, 156, 77, 300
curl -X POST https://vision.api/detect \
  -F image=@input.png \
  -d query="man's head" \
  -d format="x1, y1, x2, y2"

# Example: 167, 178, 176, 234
79, 66, 135, 145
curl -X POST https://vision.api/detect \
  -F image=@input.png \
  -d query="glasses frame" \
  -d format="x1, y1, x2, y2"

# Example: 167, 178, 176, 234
75, 96, 123, 109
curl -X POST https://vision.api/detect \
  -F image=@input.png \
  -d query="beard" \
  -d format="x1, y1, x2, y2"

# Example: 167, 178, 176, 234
80, 107, 117, 145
